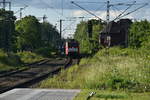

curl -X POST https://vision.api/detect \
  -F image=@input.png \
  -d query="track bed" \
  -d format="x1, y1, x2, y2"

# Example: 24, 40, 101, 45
0, 58, 73, 94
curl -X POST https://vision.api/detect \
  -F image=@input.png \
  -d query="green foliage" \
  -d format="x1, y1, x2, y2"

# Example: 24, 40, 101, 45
0, 10, 59, 56
0, 9, 16, 51
15, 15, 42, 50
41, 22, 60, 47
0, 49, 43, 71
74, 21, 90, 53
35, 47, 54, 57
0, 49, 23, 71
39, 48, 150, 92
74, 20, 103, 54
15, 16, 60, 55
129, 20, 150, 48
0, 49, 22, 66
1, 53, 22, 66
17, 51, 43, 64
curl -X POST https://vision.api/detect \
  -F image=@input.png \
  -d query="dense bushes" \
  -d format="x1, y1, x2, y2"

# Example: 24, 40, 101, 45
74, 20, 104, 54
129, 20, 150, 49
0, 49, 44, 71
0, 11, 60, 55
0, 50, 22, 66
35, 47, 55, 57
74, 19, 150, 52
0, 50, 22, 71
17, 51, 43, 64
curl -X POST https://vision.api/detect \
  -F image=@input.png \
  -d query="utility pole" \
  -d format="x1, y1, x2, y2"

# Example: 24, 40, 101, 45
14, 5, 28, 19
60, 19, 62, 39
71, 0, 147, 23
43, 15, 47, 22
79, 17, 84, 22
59, 19, 75, 39
106, 1, 110, 24
8, 2, 11, 10
20, 8, 23, 19
0, 0, 11, 10
3, 0, 6, 10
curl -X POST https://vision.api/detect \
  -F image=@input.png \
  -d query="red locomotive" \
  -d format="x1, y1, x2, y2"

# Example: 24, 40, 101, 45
64, 39, 79, 58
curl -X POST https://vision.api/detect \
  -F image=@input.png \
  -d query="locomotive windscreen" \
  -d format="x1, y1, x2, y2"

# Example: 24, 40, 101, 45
68, 42, 79, 47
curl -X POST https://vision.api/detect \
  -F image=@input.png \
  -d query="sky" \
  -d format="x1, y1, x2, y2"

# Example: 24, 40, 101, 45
1, 0, 150, 38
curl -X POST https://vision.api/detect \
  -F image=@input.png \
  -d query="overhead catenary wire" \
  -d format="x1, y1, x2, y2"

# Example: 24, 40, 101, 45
40, 0, 66, 18
71, 1, 106, 22
11, 0, 29, 7
95, 4, 105, 12
62, 20, 77, 32
70, 0, 146, 23
113, 1, 136, 21
105, 1, 148, 23
14, 5, 28, 14
117, 3, 148, 19
73, 1, 107, 4
111, 7, 119, 19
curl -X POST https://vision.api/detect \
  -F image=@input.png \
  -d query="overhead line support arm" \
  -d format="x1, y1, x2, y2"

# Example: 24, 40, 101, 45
71, 1, 105, 22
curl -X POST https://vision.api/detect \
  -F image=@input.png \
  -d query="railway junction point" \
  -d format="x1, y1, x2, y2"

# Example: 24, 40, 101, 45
0, 88, 81, 100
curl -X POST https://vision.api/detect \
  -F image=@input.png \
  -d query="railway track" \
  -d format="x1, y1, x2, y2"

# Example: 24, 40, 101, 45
0, 57, 78, 94
0, 59, 50, 78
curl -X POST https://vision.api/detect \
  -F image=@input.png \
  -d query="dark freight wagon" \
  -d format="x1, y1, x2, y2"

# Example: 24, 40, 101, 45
99, 19, 132, 47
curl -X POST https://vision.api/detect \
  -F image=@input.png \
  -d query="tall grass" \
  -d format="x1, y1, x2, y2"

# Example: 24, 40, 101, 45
0, 50, 23, 71
17, 51, 43, 64
39, 47, 150, 92
0, 50, 43, 71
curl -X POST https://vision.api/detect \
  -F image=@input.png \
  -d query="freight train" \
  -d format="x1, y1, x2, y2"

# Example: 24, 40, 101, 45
99, 19, 132, 47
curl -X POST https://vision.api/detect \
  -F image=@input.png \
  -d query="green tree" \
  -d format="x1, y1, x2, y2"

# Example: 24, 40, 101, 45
15, 15, 42, 51
0, 9, 16, 51
41, 22, 60, 48
74, 20, 103, 54
129, 20, 150, 49
74, 21, 90, 54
